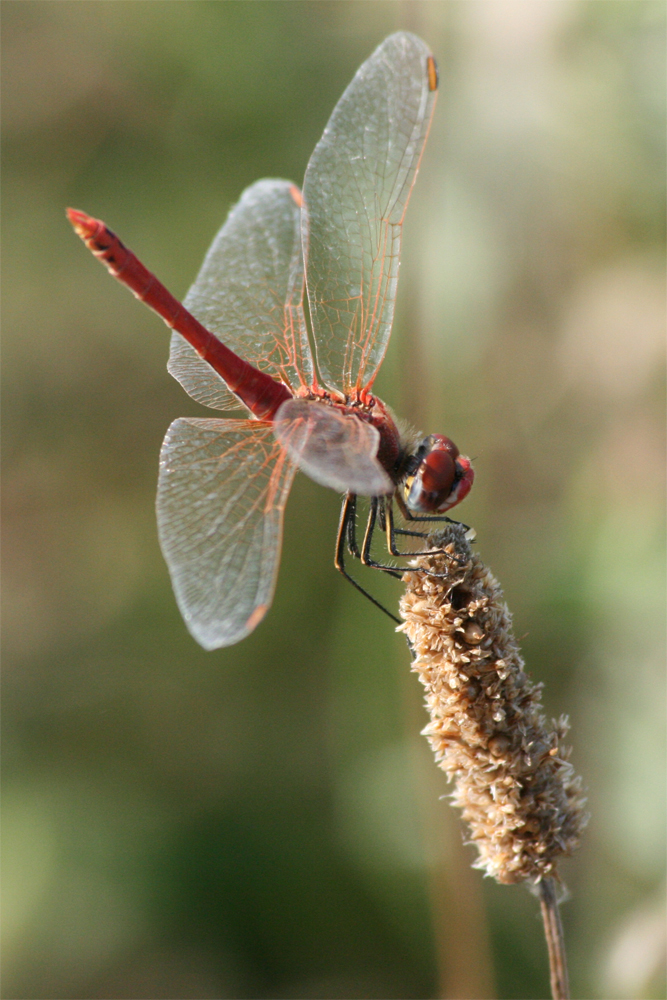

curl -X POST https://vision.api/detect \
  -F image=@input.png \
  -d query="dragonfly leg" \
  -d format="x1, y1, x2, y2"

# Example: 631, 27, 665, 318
356, 498, 455, 580
385, 501, 428, 554
335, 493, 400, 624
394, 490, 471, 533
345, 493, 361, 558
379, 500, 471, 569
392, 527, 432, 539
382, 500, 438, 557
377, 500, 426, 542
354, 497, 402, 578
405, 511, 471, 533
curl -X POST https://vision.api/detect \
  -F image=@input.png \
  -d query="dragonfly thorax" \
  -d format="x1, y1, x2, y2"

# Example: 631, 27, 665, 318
298, 386, 404, 485
401, 434, 474, 515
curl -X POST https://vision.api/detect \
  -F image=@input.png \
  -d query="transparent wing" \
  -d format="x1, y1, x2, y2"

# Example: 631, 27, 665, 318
273, 398, 393, 497
157, 417, 298, 649
303, 32, 437, 394
168, 179, 313, 411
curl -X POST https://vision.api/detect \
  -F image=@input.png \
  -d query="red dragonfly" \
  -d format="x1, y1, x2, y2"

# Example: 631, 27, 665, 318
68, 33, 474, 649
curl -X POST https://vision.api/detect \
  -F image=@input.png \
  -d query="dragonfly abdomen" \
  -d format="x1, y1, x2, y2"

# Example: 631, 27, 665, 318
67, 208, 292, 421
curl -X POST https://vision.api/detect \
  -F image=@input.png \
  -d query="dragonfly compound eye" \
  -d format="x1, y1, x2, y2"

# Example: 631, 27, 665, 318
404, 436, 474, 515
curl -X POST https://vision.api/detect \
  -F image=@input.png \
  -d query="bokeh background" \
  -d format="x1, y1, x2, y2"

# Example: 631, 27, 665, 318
3, 2, 665, 998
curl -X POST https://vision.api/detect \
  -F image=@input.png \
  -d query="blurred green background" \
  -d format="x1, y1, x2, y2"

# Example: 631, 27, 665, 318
2, 2, 665, 998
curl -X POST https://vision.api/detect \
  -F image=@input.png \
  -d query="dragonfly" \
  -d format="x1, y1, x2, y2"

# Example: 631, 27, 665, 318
68, 32, 474, 650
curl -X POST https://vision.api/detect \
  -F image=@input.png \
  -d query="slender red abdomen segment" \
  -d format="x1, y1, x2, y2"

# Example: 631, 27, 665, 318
67, 209, 292, 421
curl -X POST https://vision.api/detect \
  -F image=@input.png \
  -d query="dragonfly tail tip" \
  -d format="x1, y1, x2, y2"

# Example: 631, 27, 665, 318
66, 207, 97, 240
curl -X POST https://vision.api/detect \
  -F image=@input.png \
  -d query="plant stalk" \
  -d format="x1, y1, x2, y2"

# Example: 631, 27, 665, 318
539, 878, 570, 1000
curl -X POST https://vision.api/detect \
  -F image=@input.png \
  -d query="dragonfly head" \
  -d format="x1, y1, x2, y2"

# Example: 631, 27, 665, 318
402, 434, 474, 514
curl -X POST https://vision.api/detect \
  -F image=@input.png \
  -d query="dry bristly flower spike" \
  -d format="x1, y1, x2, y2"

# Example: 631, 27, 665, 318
398, 522, 588, 998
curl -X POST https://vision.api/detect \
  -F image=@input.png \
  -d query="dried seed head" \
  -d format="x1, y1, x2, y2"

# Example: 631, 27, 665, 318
399, 523, 587, 885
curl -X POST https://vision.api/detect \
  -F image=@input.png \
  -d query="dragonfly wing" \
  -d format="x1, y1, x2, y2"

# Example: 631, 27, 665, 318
157, 417, 298, 649
273, 398, 394, 497
303, 32, 437, 394
169, 179, 313, 411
